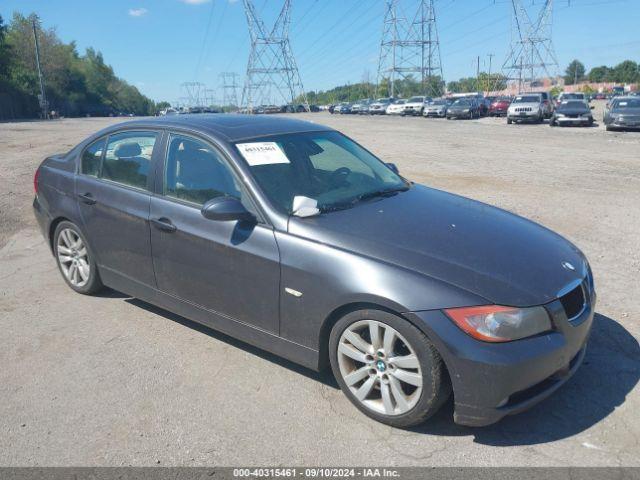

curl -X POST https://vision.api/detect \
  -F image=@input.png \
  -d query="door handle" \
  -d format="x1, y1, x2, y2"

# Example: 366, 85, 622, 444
77, 192, 96, 205
151, 217, 177, 233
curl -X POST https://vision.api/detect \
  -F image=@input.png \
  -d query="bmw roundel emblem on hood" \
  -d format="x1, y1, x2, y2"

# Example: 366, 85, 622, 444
561, 261, 576, 271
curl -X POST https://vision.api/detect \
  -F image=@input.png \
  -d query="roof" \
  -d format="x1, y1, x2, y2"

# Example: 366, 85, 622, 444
106, 114, 331, 142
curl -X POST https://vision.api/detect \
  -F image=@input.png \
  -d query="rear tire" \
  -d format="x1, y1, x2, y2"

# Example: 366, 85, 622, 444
329, 309, 451, 428
53, 221, 103, 295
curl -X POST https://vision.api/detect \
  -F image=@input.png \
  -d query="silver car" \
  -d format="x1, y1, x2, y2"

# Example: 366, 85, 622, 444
604, 97, 640, 131
423, 99, 449, 118
507, 94, 545, 124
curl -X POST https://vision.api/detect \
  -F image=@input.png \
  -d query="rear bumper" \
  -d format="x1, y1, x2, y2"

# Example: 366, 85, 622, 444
33, 195, 51, 246
406, 290, 595, 426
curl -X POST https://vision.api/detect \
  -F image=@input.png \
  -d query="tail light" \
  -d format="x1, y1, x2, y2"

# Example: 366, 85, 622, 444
34, 167, 41, 195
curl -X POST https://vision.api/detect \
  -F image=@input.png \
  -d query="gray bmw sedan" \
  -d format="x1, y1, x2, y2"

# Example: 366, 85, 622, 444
33, 115, 595, 427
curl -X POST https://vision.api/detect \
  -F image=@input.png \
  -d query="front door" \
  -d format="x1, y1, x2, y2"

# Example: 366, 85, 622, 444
76, 130, 159, 287
149, 133, 280, 333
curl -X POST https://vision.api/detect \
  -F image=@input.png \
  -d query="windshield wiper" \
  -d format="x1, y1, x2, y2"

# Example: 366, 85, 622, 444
320, 185, 410, 213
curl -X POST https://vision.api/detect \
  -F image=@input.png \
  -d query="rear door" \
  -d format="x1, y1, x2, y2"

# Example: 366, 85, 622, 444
149, 132, 280, 333
76, 130, 160, 287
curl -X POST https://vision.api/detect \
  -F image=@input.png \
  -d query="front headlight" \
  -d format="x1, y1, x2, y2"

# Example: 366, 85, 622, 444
444, 305, 552, 342
463, 109, 470, 113
556, 113, 565, 118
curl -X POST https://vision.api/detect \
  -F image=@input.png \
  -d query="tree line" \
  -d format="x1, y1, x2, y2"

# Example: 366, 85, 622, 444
564, 59, 639, 85
0, 13, 158, 120
301, 73, 507, 105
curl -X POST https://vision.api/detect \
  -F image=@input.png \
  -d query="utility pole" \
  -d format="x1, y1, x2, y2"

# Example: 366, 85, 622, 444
32, 16, 48, 119
476, 55, 481, 93
377, 0, 444, 98
487, 53, 495, 93
502, 0, 559, 92
241, 0, 308, 112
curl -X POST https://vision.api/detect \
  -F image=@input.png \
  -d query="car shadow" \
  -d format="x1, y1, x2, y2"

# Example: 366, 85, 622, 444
112, 295, 637, 444
124, 297, 339, 389
409, 313, 639, 445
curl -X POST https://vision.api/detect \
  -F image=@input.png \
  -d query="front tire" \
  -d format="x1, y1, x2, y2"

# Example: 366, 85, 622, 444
329, 309, 450, 428
53, 221, 103, 295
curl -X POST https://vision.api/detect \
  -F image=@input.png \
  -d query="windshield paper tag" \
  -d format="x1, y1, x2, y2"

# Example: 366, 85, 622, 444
237, 142, 290, 166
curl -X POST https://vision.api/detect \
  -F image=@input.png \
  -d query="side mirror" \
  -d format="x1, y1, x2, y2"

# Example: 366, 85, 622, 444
201, 196, 254, 222
386, 162, 399, 174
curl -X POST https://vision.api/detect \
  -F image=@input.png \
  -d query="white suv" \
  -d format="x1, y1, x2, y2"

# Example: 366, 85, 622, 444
507, 94, 545, 124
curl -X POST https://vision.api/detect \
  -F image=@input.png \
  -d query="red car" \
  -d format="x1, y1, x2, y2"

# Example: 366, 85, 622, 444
488, 97, 511, 117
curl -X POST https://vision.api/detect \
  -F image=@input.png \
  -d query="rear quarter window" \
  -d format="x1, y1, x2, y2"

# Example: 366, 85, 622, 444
100, 131, 158, 190
81, 138, 106, 177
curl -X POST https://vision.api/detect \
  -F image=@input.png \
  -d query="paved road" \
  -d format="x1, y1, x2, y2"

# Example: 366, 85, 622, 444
0, 112, 638, 466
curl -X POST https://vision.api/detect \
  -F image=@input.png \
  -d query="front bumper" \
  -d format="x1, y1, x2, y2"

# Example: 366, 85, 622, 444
424, 109, 446, 117
508, 111, 541, 122
557, 117, 592, 126
447, 111, 472, 119
406, 289, 595, 426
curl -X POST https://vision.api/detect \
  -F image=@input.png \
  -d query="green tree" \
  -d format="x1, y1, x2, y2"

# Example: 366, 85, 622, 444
588, 65, 611, 83
611, 60, 639, 84
2, 12, 155, 118
564, 59, 586, 85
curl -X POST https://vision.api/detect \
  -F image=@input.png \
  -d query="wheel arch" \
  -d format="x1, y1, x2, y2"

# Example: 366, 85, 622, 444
316, 301, 451, 389
48, 216, 72, 253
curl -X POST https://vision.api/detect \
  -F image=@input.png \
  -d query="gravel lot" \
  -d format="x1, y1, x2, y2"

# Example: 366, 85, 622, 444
1, 107, 639, 466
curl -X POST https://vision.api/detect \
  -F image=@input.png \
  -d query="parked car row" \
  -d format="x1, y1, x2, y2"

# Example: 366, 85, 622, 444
259, 92, 638, 132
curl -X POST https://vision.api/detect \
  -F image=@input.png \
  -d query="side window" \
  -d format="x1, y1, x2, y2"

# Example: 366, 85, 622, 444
100, 131, 157, 190
81, 138, 105, 177
165, 134, 242, 205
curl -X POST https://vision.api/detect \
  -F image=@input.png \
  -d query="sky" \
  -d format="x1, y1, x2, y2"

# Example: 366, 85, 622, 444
1, 0, 639, 103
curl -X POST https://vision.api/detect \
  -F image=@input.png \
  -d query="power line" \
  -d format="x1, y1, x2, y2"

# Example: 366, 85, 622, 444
502, 0, 560, 91
220, 72, 240, 109
241, 0, 308, 111
377, 0, 444, 97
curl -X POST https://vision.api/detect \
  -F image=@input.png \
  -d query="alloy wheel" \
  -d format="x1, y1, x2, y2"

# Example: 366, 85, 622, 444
337, 320, 422, 416
57, 228, 90, 287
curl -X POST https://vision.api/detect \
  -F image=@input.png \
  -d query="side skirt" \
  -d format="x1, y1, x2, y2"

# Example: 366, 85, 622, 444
99, 266, 320, 371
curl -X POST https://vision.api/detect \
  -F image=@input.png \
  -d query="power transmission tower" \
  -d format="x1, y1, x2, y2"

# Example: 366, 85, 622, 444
220, 72, 240, 110
502, 0, 559, 92
203, 88, 217, 107
31, 16, 48, 119
180, 82, 206, 107
241, 0, 309, 112
377, 0, 443, 98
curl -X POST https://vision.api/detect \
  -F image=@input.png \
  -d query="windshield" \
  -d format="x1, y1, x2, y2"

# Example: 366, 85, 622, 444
514, 95, 540, 103
407, 96, 424, 103
235, 131, 407, 214
453, 99, 471, 106
559, 101, 588, 111
430, 100, 446, 105
561, 93, 583, 100
393, 99, 406, 104
376, 98, 391, 103
613, 99, 640, 109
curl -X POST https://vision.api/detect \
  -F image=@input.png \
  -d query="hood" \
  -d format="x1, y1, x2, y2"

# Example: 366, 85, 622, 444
449, 104, 471, 111
288, 185, 587, 307
509, 103, 540, 109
